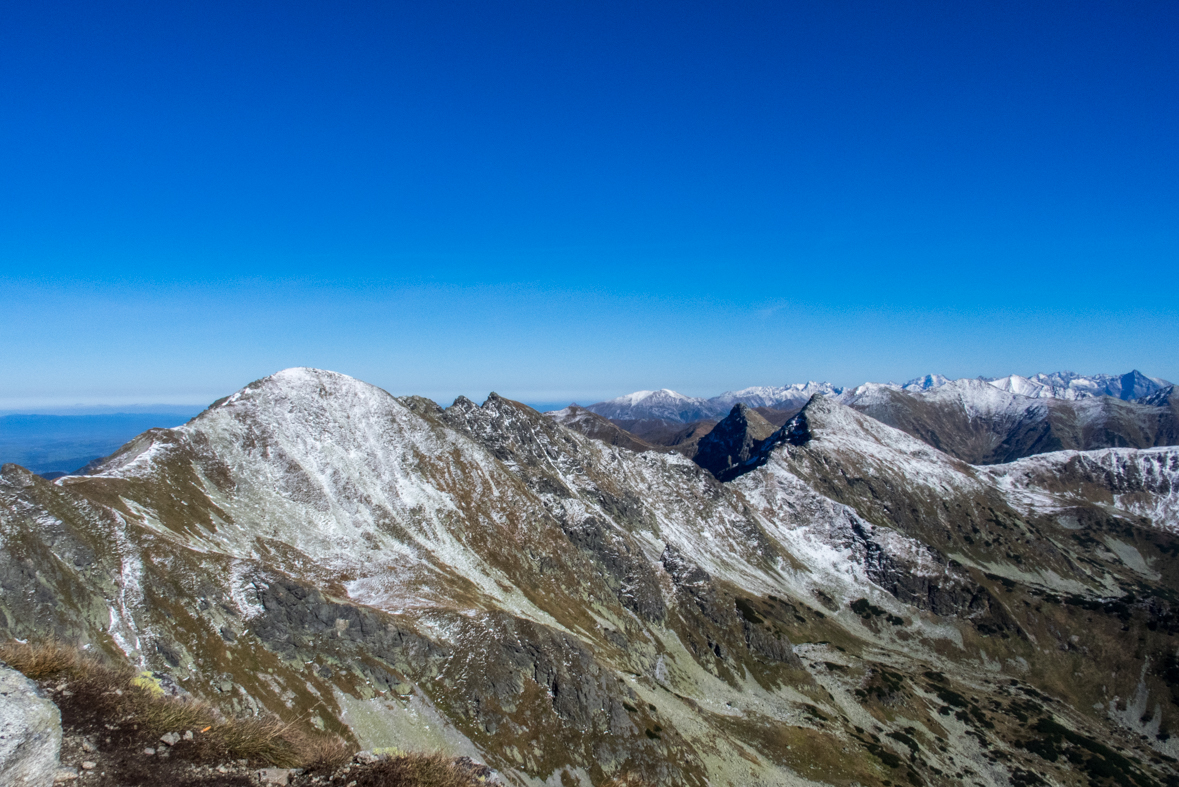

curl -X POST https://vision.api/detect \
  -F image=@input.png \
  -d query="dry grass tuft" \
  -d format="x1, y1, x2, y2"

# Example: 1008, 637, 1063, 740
297, 732, 356, 770
0, 638, 124, 684
344, 752, 483, 787
0, 639, 352, 768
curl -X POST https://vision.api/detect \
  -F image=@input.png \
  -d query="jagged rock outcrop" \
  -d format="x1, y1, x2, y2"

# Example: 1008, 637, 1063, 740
0, 664, 61, 787
693, 403, 777, 478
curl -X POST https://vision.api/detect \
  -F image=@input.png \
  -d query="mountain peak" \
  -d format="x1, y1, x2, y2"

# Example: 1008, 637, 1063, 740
903, 373, 952, 391
694, 402, 776, 478
585, 389, 713, 422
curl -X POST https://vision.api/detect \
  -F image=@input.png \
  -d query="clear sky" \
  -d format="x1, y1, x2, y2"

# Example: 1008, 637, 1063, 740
2, 1, 1176, 410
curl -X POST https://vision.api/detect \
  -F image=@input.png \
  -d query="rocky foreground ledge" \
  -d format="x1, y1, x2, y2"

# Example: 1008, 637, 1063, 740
0, 647, 497, 787
1, 664, 63, 787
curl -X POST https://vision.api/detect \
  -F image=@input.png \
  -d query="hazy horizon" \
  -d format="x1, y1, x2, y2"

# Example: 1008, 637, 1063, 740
1, 365, 1172, 417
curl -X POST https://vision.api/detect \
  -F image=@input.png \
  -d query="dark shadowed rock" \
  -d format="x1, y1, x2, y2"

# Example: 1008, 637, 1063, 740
692, 404, 777, 478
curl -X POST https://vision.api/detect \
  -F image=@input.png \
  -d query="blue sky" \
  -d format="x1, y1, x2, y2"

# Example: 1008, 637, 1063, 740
2, 1, 1177, 409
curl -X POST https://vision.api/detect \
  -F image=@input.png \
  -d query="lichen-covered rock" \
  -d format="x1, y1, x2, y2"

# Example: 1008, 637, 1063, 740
0, 664, 62, 787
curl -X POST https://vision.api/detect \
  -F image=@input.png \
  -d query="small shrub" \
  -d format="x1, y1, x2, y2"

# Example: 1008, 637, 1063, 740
0, 639, 123, 684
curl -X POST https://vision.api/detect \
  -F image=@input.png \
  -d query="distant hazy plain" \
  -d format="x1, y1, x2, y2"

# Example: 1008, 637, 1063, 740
0, 411, 202, 476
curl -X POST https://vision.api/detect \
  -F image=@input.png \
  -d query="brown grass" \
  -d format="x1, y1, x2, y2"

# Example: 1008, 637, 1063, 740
0, 638, 114, 682
295, 731, 355, 770
336, 753, 483, 787
0, 639, 352, 768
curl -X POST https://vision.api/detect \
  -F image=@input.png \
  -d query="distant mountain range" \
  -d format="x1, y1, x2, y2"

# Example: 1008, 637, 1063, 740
583, 382, 843, 422
582, 370, 1172, 423
556, 371, 1178, 468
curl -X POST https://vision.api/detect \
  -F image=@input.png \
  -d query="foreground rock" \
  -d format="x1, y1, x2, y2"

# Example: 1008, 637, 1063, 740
0, 664, 62, 787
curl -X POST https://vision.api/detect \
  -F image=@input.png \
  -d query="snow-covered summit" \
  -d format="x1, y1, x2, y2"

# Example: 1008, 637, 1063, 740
901, 370, 1172, 401
902, 374, 952, 392
711, 382, 843, 410
584, 388, 713, 422
835, 382, 904, 407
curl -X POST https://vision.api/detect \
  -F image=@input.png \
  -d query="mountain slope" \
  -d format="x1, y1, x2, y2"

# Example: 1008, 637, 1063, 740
3, 369, 1179, 786
838, 378, 1177, 464
545, 404, 661, 454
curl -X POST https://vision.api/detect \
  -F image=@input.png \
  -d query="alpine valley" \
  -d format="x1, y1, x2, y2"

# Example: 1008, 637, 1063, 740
4, 367, 1179, 786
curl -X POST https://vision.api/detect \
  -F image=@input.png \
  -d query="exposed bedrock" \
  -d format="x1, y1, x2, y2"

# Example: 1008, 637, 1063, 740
0, 664, 62, 787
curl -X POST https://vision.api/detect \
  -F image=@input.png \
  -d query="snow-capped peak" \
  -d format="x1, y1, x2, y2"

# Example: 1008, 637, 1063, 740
710, 382, 843, 410
986, 370, 1172, 401
584, 389, 713, 422
902, 374, 952, 392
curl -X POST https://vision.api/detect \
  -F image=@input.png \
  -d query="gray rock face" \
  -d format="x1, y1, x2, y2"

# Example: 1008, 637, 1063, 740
693, 403, 776, 478
0, 664, 62, 787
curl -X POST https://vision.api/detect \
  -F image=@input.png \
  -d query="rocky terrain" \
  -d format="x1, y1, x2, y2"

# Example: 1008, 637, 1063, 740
2, 367, 1179, 786
0, 645, 490, 787
1, 663, 61, 786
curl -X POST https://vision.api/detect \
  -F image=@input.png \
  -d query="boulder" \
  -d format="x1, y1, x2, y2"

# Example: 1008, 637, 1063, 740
0, 664, 62, 787
257, 767, 294, 785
